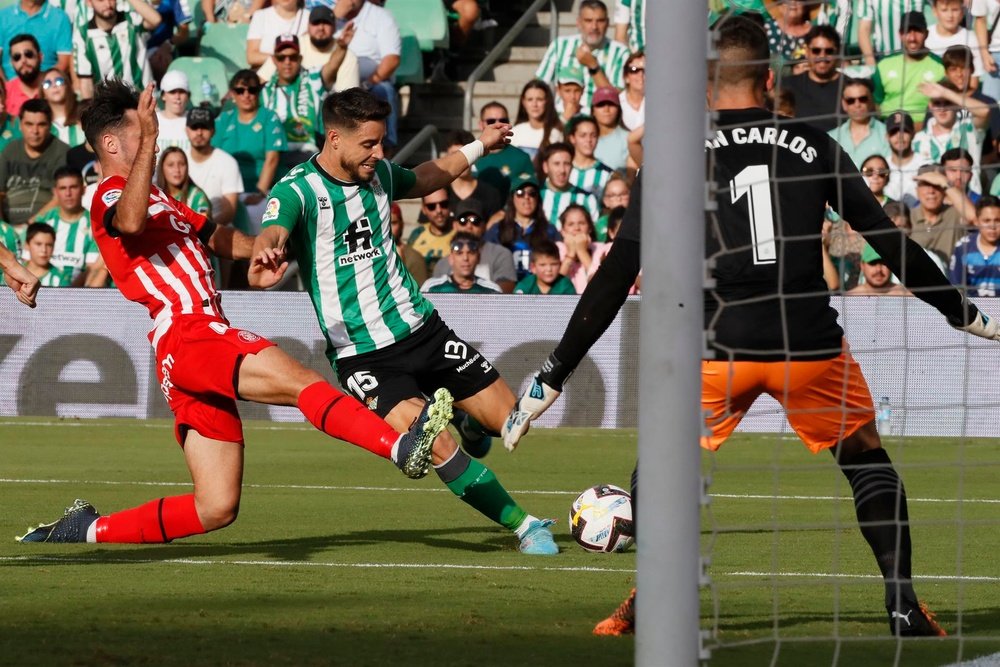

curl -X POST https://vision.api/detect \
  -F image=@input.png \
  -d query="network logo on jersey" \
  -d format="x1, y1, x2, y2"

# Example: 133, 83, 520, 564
339, 216, 382, 266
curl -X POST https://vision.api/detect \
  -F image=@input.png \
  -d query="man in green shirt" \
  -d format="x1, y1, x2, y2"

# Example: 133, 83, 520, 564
873, 11, 945, 125
421, 232, 502, 294
251, 88, 558, 555
471, 102, 535, 196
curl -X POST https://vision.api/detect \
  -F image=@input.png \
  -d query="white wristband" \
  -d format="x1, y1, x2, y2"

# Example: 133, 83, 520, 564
459, 140, 485, 167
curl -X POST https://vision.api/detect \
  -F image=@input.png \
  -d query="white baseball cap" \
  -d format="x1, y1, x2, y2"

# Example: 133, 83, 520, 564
160, 70, 190, 94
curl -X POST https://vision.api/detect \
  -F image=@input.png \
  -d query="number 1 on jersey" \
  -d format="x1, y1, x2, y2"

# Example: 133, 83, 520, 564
730, 164, 777, 265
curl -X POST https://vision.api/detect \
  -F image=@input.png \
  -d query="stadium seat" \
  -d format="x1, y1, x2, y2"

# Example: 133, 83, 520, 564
0, 0, 16, 10
395, 29, 425, 85
384, 0, 449, 51
200, 22, 250, 78
166, 57, 230, 108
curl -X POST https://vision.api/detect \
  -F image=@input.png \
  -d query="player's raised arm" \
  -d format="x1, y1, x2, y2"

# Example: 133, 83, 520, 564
110, 83, 159, 235
0, 243, 39, 308
404, 122, 513, 199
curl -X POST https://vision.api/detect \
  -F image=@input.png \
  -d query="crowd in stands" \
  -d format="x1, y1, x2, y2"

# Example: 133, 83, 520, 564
0, 0, 645, 297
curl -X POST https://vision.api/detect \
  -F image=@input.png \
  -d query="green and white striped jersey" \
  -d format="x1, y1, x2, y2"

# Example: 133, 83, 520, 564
33, 208, 99, 284
37, 268, 71, 287
261, 69, 329, 151
178, 185, 212, 219
0, 221, 22, 269
263, 157, 434, 362
535, 35, 631, 110
855, 0, 925, 58
74, 16, 150, 88
570, 160, 614, 198
540, 183, 600, 229
616, 0, 645, 52
51, 119, 86, 148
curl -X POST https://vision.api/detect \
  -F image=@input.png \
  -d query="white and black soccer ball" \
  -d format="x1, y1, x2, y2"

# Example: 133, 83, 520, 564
569, 484, 635, 553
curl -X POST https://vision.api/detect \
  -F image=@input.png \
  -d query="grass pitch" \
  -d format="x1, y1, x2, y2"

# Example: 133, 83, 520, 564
2, 419, 1000, 666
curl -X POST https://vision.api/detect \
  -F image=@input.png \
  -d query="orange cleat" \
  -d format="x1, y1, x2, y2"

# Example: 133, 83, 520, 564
593, 588, 635, 636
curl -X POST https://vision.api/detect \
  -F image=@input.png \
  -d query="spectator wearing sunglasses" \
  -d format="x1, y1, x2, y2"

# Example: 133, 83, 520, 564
780, 25, 843, 132
422, 232, 503, 295
40, 68, 83, 148
618, 51, 644, 131
432, 199, 516, 293
486, 175, 561, 281
0, 1, 72, 83
213, 69, 287, 231
408, 188, 455, 273
443, 129, 505, 225
4, 35, 44, 117
828, 78, 890, 169
472, 101, 535, 197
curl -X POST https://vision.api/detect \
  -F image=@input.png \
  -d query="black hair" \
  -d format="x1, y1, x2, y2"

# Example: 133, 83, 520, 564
445, 128, 476, 148
530, 239, 561, 262
80, 78, 140, 156
976, 195, 1000, 215
451, 230, 480, 248
710, 14, 770, 90
535, 141, 574, 184
322, 87, 391, 132
19, 98, 52, 121
942, 45, 974, 70
9, 33, 40, 53
53, 165, 83, 183
940, 147, 973, 165
558, 203, 596, 241
229, 68, 260, 89
842, 77, 874, 94
26, 221, 56, 243
804, 24, 841, 50
566, 114, 598, 137
479, 101, 508, 119
883, 200, 911, 220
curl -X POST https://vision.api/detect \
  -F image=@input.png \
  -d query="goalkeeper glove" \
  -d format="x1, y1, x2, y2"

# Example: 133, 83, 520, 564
955, 310, 1000, 341
501, 353, 570, 452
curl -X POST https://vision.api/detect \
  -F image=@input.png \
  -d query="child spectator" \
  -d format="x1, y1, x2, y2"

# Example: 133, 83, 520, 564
485, 176, 560, 281
514, 239, 576, 295
925, 0, 985, 78
33, 166, 105, 286
567, 115, 614, 198
40, 68, 83, 147
422, 232, 502, 294
556, 203, 606, 293
22, 221, 65, 286
912, 79, 989, 192
510, 79, 562, 159
556, 64, 586, 127
949, 194, 1000, 296
538, 141, 600, 227
158, 147, 212, 219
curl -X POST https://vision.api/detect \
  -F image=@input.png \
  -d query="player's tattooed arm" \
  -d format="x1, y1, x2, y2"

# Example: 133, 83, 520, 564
248, 225, 290, 289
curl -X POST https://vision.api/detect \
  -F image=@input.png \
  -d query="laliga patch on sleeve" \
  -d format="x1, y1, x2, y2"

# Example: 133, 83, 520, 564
262, 197, 281, 222
102, 189, 123, 206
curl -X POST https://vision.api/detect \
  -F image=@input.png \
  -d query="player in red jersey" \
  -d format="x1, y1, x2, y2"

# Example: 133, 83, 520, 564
17, 79, 454, 545
0, 242, 39, 307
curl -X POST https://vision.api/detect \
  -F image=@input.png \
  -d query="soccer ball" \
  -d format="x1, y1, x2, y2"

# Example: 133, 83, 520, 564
569, 484, 635, 553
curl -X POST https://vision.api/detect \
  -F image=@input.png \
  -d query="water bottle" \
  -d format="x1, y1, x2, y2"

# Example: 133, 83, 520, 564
200, 75, 215, 107
877, 396, 891, 435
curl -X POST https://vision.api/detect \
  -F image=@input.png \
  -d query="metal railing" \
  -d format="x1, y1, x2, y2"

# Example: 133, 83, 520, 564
463, 0, 558, 130
394, 124, 439, 165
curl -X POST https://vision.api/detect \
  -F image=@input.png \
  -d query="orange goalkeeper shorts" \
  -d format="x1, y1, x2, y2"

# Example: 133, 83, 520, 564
701, 343, 875, 454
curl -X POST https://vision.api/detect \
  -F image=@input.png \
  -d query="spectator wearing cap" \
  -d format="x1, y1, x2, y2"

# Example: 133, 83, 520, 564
472, 101, 535, 197
486, 175, 561, 281
73, 0, 162, 99
333, 0, 402, 147
619, 50, 644, 131
780, 25, 843, 132
912, 79, 989, 192
535, 0, 630, 111
885, 110, 930, 206
157, 70, 191, 153
858, 0, 923, 65
389, 202, 427, 285
827, 78, 890, 169
408, 188, 455, 273
261, 32, 353, 166
910, 163, 971, 264
874, 11, 945, 125
556, 63, 586, 126
5, 35, 44, 117
847, 244, 910, 295
257, 6, 360, 91
186, 106, 244, 227
247, 0, 308, 68
0, 86, 21, 155
213, 69, 287, 231
949, 194, 1000, 296
422, 231, 502, 294
538, 141, 600, 228
592, 86, 629, 174
567, 115, 614, 198
442, 129, 505, 225
431, 199, 517, 293
0, 99, 68, 227
0, 0, 72, 83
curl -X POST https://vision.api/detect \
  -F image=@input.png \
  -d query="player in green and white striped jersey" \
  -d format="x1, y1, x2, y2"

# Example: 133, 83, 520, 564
858, 0, 926, 63
567, 115, 614, 198
613, 0, 645, 53
538, 142, 601, 228
33, 167, 103, 286
252, 89, 559, 555
535, 0, 631, 111
73, 0, 159, 98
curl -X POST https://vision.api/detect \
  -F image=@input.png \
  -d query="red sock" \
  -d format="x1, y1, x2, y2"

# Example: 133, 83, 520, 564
298, 381, 399, 458
95, 495, 206, 543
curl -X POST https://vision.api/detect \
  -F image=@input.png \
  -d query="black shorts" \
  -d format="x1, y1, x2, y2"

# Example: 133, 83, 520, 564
334, 312, 501, 418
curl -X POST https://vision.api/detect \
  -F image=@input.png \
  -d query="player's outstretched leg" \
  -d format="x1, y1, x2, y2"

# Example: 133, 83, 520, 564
835, 422, 945, 637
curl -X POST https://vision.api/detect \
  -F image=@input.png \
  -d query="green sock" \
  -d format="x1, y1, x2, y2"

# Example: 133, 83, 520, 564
435, 449, 527, 531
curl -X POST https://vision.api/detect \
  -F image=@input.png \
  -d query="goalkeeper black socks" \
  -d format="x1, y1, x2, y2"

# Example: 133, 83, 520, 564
839, 447, 916, 606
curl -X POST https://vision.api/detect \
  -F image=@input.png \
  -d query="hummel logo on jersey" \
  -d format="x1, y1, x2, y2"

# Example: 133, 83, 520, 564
891, 610, 914, 627
318, 196, 331, 210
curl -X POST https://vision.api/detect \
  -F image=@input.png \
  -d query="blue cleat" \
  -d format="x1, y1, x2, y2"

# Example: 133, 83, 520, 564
394, 388, 454, 479
519, 518, 559, 555
17, 499, 99, 543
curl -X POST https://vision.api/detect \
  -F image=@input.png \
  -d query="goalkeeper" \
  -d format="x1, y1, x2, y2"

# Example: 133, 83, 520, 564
504, 14, 1000, 639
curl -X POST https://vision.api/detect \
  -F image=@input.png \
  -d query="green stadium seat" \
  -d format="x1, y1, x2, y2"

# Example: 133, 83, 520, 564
167, 56, 230, 108
384, 0, 448, 52
0, 0, 16, 10
395, 29, 424, 85
200, 22, 250, 78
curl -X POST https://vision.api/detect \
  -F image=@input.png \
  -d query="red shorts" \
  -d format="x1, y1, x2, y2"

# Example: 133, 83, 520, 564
155, 316, 275, 446
701, 344, 875, 454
